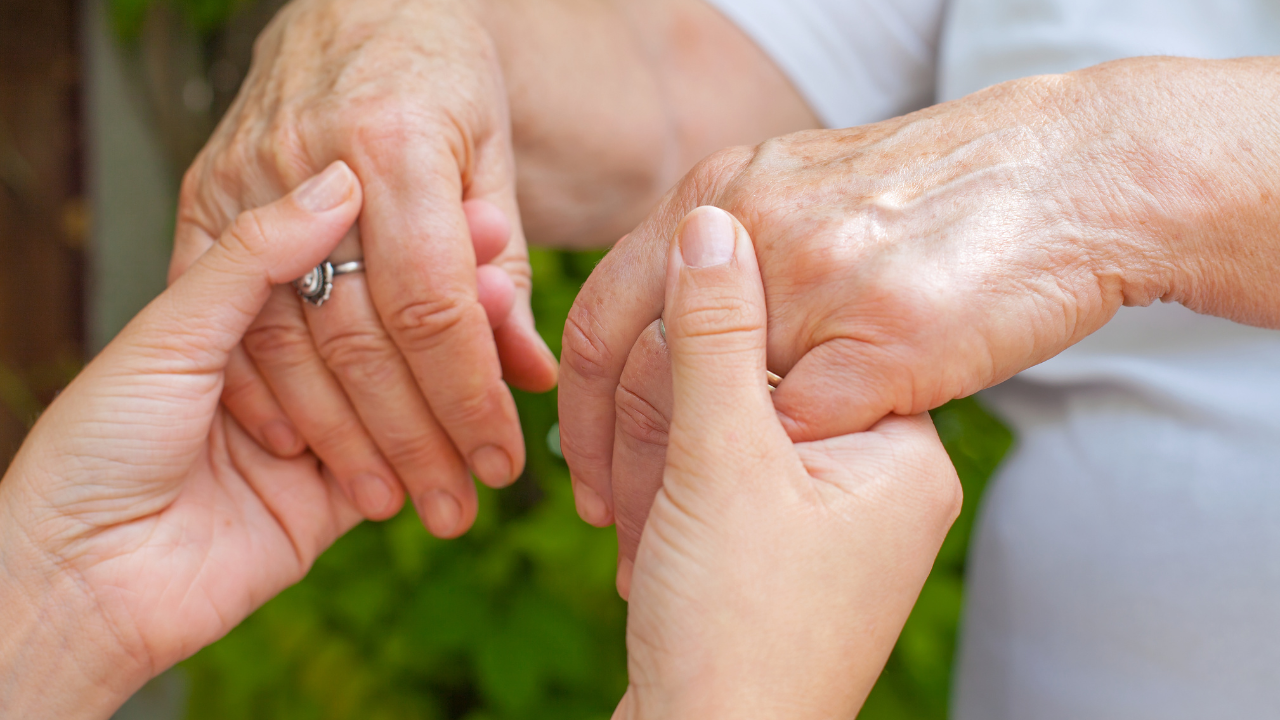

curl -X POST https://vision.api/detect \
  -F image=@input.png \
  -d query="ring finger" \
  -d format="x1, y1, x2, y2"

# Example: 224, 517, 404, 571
304, 271, 478, 538
243, 285, 406, 522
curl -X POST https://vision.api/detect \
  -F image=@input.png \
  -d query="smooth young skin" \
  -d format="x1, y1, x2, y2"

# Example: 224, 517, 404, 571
0, 163, 366, 718
175, 0, 817, 535
615, 206, 961, 719
559, 58, 1280, 563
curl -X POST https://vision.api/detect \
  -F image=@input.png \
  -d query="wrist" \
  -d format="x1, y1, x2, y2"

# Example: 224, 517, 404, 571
1066, 57, 1280, 326
0, 484, 150, 718
622, 652, 868, 720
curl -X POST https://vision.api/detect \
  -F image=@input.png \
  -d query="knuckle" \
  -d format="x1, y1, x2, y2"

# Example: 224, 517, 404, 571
681, 146, 754, 202
208, 139, 258, 193
260, 121, 311, 186
893, 437, 964, 527
224, 209, 273, 261
434, 384, 501, 429
671, 294, 758, 341
314, 329, 403, 389
614, 385, 669, 448
221, 367, 263, 407
309, 416, 375, 458
561, 306, 615, 382
343, 99, 432, 154
177, 155, 207, 212
380, 431, 452, 473
556, 421, 611, 469
384, 294, 471, 353
242, 321, 315, 365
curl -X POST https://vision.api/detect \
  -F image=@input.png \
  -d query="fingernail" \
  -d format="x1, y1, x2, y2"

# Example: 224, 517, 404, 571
294, 161, 354, 213
616, 556, 634, 601
679, 206, 736, 268
470, 445, 513, 488
572, 479, 610, 526
262, 420, 300, 456
420, 490, 463, 537
351, 473, 395, 518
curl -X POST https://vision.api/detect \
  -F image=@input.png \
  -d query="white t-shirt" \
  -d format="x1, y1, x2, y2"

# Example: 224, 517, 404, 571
702, 0, 1280, 717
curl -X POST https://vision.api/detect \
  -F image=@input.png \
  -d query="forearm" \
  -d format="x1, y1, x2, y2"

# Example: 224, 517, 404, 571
477, 0, 819, 248
1075, 56, 1280, 327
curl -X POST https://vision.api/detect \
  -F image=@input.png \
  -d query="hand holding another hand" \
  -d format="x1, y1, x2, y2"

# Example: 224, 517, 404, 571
559, 62, 1246, 564
615, 207, 960, 719
0, 164, 365, 718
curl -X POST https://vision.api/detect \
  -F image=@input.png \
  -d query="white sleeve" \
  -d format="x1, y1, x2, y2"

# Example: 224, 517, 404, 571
702, 0, 946, 128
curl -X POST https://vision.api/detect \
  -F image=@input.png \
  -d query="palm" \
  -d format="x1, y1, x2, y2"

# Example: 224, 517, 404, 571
21, 364, 361, 674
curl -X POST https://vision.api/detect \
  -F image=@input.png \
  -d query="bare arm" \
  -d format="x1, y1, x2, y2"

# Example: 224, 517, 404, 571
480, 0, 820, 248
557, 55, 1280, 540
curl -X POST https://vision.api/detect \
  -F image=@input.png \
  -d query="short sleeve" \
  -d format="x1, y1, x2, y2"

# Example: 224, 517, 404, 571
702, 0, 947, 128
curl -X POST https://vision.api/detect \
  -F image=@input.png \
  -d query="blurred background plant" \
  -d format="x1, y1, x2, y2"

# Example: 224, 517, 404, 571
2, 1, 1012, 717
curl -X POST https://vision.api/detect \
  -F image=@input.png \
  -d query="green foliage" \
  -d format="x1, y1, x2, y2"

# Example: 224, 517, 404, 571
860, 397, 1012, 719
108, 0, 248, 41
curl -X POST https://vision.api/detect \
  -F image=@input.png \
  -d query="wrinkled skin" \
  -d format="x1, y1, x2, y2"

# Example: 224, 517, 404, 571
614, 207, 961, 719
173, 0, 556, 537
173, 0, 819, 540
560, 58, 1280, 569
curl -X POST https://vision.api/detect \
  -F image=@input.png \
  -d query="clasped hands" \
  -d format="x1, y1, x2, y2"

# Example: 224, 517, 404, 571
0, 165, 959, 719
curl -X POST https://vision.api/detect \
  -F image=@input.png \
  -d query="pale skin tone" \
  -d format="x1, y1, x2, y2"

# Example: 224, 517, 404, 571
614, 206, 960, 719
0, 191, 960, 717
174, 0, 817, 538
190, 2, 1280, 586
557, 57, 1280, 586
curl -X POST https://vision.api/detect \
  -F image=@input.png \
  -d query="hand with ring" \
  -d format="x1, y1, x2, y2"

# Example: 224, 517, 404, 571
0, 164, 367, 717
171, 0, 560, 537
173, 0, 820, 538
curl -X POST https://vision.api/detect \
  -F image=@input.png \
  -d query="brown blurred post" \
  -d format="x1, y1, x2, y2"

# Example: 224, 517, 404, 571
0, 0, 86, 467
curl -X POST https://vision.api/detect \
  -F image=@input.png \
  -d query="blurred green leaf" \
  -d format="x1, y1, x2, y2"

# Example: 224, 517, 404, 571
107, 0, 248, 41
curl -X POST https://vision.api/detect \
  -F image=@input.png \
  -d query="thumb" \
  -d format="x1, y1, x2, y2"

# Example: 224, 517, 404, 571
663, 206, 778, 478
115, 161, 362, 372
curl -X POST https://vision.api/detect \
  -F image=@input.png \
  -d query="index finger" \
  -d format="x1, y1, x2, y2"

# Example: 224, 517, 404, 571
355, 141, 525, 489
558, 226, 668, 526
558, 149, 752, 525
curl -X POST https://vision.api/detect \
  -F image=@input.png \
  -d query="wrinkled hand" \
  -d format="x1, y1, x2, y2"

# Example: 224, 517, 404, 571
175, 0, 557, 537
613, 207, 960, 719
560, 70, 1173, 562
0, 164, 365, 717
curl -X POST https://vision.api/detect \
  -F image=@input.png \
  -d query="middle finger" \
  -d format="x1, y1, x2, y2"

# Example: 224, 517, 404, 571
305, 271, 478, 539
611, 321, 674, 598
243, 286, 405, 522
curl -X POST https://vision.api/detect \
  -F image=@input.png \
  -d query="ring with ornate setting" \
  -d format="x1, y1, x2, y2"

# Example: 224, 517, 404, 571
294, 260, 364, 307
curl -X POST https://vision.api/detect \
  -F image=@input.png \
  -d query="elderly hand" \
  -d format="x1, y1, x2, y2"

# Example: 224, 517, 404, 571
174, 0, 559, 537
560, 57, 1280, 566
0, 164, 365, 718
612, 207, 960, 719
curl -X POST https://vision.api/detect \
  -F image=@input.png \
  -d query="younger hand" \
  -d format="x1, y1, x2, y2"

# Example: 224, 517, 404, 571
0, 163, 365, 718
615, 207, 961, 719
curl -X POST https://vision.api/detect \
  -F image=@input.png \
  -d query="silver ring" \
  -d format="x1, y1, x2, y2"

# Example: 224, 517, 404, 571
295, 260, 365, 307
658, 318, 783, 391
